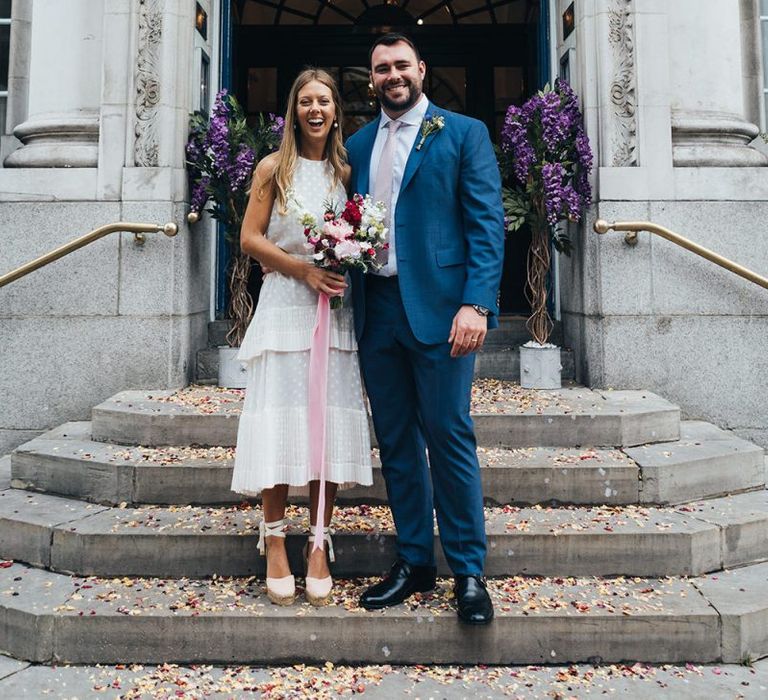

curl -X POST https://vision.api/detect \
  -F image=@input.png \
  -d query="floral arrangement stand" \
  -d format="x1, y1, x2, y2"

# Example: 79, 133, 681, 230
499, 80, 593, 389
217, 347, 249, 389
185, 90, 283, 387
520, 341, 563, 390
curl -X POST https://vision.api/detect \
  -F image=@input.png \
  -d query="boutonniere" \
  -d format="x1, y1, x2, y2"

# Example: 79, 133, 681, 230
416, 115, 445, 151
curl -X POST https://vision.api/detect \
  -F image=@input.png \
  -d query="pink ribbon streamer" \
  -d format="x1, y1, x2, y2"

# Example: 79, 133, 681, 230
309, 292, 330, 553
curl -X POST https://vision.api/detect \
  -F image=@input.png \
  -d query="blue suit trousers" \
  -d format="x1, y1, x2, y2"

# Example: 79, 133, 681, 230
359, 275, 486, 575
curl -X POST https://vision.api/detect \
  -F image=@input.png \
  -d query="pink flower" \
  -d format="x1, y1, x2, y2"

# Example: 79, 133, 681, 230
322, 219, 354, 242
334, 239, 362, 260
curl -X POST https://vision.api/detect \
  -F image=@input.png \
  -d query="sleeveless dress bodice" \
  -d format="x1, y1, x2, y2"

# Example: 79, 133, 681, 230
236, 158, 355, 361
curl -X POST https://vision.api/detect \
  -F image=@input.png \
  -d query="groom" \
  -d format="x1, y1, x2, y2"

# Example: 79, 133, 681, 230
346, 33, 504, 624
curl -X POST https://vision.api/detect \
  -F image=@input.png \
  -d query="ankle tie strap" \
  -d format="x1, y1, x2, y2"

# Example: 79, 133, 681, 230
258, 518, 287, 556
309, 524, 335, 563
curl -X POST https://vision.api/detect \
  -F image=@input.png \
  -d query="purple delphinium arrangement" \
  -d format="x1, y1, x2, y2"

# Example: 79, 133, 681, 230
499, 80, 593, 345
185, 90, 283, 346
186, 90, 283, 243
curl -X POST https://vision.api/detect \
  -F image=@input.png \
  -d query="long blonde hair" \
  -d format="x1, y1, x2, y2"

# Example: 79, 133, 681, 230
269, 68, 347, 213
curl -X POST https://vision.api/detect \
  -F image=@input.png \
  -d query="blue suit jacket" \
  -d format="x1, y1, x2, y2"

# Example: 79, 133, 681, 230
346, 103, 505, 345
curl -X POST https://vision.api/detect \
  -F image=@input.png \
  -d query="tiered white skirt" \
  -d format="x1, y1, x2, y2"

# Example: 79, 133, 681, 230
231, 271, 372, 497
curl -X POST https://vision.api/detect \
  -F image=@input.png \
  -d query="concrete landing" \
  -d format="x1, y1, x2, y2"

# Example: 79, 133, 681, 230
89, 382, 681, 448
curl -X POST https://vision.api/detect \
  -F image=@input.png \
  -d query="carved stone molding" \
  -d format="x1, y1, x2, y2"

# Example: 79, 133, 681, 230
671, 110, 768, 167
607, 0, 637, 167
134, 0, 162, 167
5, 113, 100, 168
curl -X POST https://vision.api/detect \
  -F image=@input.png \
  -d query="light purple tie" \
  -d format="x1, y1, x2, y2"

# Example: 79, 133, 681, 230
372, 120, 402, 267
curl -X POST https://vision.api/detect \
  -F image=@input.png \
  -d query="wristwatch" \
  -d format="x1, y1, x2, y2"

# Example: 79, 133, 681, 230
472, 304, 491, 317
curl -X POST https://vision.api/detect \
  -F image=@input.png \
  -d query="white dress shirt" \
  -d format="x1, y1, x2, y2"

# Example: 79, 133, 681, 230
368, 94, 430, 277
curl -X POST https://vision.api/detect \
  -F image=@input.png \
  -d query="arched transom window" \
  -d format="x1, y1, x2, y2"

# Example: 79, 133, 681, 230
236, 0, 536, 26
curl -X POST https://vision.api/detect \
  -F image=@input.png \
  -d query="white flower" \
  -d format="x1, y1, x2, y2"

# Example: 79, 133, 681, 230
335, 239, 362, 260
322, 219, 354, 242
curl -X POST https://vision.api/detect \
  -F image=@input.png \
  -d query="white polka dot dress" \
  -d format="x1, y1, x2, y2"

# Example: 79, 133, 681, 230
231, 158, 373, 496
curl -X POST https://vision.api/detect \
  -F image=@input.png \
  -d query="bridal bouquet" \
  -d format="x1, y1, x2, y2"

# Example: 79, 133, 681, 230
290, 193, 388, 308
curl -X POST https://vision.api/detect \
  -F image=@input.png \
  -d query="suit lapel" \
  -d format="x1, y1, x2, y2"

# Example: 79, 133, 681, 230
356, 115, 381, 195
399, 102, 443, 195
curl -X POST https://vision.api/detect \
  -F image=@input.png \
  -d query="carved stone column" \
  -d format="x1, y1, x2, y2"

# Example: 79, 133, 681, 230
4, 0, 103, 168
668, 0, 767, 167
134, 0, 163, 168
592, 0, 644, 171
120, 0, 198, 201
606, 0, 638, 167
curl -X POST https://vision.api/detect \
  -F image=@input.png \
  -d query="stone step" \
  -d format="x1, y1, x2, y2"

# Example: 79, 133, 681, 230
207, 315, 565, 349
90, 381, 680, 448
1, 483, 767, 579
3, 559, 767, 665
628, 421, 766, 504
3, 657, 767, 698
197, 345, 576, 383
693, 561, 768, 665
10, 422, 639, 507
474, 345, 575, 381
11, 421, 764, 508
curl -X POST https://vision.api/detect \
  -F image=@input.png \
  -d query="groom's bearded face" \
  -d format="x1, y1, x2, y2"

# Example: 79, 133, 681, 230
370, 41, 426, 116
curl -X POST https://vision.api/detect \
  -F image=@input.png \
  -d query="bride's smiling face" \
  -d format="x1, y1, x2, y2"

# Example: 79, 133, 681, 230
295, 80, 336, 144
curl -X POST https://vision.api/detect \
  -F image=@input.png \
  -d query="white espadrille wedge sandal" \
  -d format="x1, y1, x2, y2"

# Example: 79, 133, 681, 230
258, 518, 296, 606
303, 524, 335, 607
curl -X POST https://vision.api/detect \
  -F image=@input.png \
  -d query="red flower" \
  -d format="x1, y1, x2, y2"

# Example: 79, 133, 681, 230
341, 200, 362, 226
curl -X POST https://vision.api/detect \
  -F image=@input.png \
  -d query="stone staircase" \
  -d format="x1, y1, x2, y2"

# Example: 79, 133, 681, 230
0, 377, 767, 667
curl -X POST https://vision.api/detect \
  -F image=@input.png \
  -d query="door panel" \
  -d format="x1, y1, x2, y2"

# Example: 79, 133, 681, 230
233, 20, 539, 313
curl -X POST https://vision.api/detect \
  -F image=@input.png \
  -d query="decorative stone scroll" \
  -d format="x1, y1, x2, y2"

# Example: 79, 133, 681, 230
608, 0, 637, 167
134, 0, 162, 167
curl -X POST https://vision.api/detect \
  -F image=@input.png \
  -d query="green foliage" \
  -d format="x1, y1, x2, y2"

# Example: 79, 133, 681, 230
502, 187, 530, 233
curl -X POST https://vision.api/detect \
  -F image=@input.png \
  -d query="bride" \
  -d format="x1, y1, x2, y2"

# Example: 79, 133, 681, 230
231, 69, 372, 606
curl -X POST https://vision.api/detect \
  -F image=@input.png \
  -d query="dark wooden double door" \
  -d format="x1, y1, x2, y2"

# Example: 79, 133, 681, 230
234, 25, 538, 313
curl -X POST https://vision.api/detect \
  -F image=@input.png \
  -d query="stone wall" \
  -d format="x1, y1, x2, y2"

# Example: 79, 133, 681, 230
0, 0, 215, 455
0, 200, 209, 455
561, 196, 768, 447
557, 0, 768, 447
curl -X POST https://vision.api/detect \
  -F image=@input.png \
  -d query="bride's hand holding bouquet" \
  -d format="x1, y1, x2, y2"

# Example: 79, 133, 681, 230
291, 192, 388, 308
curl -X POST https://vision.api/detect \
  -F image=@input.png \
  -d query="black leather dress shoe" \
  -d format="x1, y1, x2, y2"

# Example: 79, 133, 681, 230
360, 560, 437, 610
455, 575, 494, 625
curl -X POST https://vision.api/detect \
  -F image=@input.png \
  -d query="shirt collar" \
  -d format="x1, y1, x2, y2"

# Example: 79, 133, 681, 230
380, 94, 430, 129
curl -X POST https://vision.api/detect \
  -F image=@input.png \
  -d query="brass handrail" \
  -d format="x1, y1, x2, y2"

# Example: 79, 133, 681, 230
594, 219, 768, 291
0, 221, 179, 289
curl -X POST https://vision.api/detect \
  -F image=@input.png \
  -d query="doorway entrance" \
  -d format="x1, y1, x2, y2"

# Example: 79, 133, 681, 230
224, 0, 549, 314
